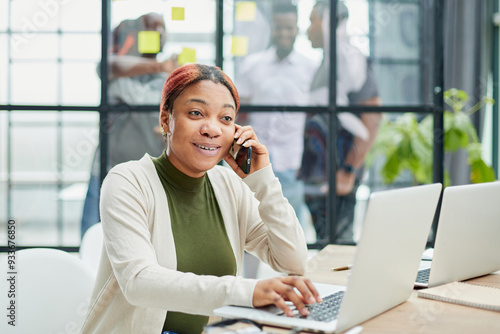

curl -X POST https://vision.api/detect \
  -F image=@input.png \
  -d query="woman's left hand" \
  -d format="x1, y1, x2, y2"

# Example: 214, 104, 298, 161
224, 124, 270, 178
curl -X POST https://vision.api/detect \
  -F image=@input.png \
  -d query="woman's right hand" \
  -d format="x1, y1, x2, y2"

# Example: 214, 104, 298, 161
224, 124, 271, 178
252, 276, 322, 317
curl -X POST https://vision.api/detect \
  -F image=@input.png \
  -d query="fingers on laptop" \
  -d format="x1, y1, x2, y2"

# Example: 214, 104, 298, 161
253, 277, 322, 317
288, 276, 322, 304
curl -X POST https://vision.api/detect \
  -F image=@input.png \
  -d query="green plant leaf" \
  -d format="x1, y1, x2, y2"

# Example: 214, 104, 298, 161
452, 111, 472, 131
366, 117, 399, 167
381, 147, 403, 184
455, 89, 469, 101
443, 111, 453, 132
398, 136, 413, 160
467, 142, 483, 161
415, 118, 433, 151
484, 97, 495, 105
454, 111, 479, 142
368, 90, 495, 187
445, 128, 468, 152
418, 115, 434, 141
470, 160, 496, 183
411, 158, 431, 184
444, 89, 469, 113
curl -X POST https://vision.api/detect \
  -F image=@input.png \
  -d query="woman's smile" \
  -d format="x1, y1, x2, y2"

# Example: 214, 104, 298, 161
192, 142, 222, 155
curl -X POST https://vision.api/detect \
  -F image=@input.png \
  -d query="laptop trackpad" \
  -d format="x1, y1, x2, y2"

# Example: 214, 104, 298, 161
256, 304, 284, 315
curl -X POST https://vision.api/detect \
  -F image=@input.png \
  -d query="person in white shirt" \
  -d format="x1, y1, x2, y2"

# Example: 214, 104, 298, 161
237, 1, 319, 229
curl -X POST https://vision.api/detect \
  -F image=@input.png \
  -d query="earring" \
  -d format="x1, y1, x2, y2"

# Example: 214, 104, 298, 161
162, 128, 168, 137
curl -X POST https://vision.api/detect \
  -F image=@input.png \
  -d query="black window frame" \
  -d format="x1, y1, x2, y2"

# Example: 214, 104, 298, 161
2, 0, 499, 252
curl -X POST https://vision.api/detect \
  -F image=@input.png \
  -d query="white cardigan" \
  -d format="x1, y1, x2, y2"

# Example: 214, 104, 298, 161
80, 154, 308, 333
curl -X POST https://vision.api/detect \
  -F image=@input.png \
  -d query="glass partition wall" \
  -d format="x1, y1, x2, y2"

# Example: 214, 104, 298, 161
3, 0, 496, 251
0, 0, 102, 250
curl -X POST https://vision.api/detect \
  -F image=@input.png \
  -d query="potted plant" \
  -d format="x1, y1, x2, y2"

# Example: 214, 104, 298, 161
368, 88, 496, 186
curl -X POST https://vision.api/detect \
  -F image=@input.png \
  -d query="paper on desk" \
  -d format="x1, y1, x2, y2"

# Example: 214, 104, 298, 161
418, 281, 500, 312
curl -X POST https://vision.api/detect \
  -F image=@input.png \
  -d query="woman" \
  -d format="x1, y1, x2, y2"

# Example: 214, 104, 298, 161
80, 64, 321, 334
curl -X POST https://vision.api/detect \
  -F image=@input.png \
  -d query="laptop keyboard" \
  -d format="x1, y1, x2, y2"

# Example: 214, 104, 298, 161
258, 290, 345, 322
302, 290, 345, 322
415, 267, 431, 284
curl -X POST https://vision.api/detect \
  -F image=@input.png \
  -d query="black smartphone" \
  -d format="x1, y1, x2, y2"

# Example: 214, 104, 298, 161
230, 139, 252, 174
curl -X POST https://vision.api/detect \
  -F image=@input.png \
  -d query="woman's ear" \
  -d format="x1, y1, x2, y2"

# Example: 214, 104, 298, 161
159, 110, 170, 134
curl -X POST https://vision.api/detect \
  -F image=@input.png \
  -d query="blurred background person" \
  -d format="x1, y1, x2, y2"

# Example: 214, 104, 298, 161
236, 0, 318, 236
236, 0, 319, 277
81, 13, 180, 237
299, 1, 382, 244
107, 13, 178, 82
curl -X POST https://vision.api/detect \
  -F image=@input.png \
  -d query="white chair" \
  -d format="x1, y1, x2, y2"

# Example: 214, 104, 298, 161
80, 222, 104, 274
0, 248, 95, 333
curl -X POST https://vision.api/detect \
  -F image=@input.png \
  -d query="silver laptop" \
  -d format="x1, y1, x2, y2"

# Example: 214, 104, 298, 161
415, 181, 500, 288
215, 183, 442, 333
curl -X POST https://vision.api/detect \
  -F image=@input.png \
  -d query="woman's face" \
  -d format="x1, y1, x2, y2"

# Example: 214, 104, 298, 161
165, 80, 236, 178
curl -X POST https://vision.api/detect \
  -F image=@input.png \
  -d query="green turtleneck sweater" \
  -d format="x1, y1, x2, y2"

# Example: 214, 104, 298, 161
151, 152, 237, 334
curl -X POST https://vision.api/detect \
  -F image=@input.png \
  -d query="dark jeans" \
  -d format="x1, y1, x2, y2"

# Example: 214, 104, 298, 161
305, 192, 357, 245
81, 174, 100, 239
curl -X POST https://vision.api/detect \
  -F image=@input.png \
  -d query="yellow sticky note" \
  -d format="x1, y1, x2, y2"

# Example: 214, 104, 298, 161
177, 47, 196, 65
172, 7, 185, 21
235, 1, 256, 22
137, 31, 160, 54
231, 36, 248, 57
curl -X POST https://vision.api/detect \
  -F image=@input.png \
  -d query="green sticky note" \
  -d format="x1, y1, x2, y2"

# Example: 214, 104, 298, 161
177, 47, 196, 65
172, 7, 185, 21
231, 36, 249, 57
235, 1, 256, 22
137, 31, 160, 54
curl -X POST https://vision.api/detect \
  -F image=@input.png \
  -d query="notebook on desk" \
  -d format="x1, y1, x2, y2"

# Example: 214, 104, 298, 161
215, 183, 442, 333
415, 181, 500, 288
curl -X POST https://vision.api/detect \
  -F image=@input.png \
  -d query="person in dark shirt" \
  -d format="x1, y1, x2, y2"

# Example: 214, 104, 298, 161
300, 1, 382, 244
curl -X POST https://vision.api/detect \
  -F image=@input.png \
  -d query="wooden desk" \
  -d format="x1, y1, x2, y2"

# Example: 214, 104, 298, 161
295, 245, 500, 333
